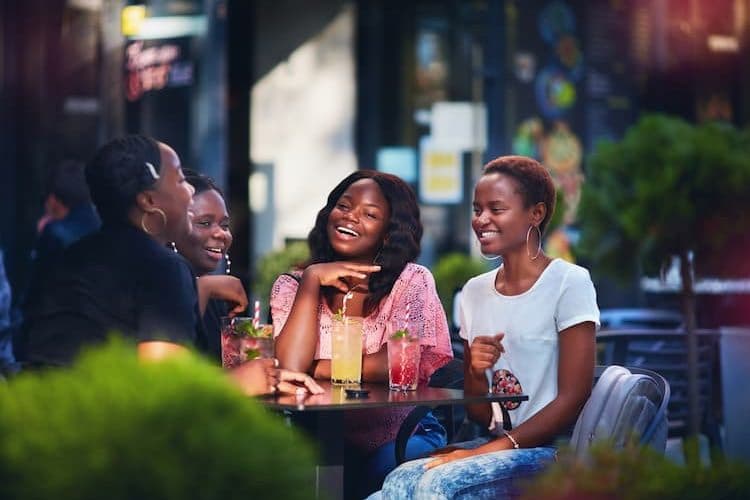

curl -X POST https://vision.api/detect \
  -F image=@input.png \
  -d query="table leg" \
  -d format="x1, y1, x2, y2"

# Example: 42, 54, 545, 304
314, 411, 345, 500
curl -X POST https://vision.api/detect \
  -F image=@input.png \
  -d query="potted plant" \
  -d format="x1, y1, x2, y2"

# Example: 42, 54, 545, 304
577, 114, 750, 437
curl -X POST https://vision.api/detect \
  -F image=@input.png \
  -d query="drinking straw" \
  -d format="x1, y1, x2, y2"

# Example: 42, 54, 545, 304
253, 300, 260, 328
342, 289, 355, 318
404, 303, 410, 331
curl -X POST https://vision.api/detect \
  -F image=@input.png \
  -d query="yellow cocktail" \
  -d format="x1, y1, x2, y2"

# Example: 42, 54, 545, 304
331, 316, 363, 385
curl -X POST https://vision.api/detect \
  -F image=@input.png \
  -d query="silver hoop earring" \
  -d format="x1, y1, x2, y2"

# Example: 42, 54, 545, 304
526, 225, 542, 260
225, 253, 231, 274
480, 250, 501, 261
474, 235, 501, 260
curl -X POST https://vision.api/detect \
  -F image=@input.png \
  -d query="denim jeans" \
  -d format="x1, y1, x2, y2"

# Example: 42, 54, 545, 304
348, 411, 447, 499
373, 437, 556, 500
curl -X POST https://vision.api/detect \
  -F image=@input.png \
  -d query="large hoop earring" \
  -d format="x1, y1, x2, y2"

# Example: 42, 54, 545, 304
474, 235, 501, 260
141, 208, 167, 236
480, 250, 501, 261
225, 253, 232, 274
526, 225, 542, 260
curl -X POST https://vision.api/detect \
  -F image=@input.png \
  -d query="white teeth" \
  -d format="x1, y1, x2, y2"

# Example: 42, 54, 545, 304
206, 247, 223, 254
480, 231, 499, 238
336, 226, 359, 237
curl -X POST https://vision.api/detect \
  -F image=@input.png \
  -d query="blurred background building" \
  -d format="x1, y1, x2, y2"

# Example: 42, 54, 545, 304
1, 0, 748, 310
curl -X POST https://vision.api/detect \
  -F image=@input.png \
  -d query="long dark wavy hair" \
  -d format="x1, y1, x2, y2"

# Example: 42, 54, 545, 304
307, 170, 422, 314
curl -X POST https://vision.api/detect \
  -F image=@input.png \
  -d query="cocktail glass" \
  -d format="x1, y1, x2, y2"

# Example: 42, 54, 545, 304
220, 317, 274, 369
387, 322, 420, 391
330, 315, 363, 385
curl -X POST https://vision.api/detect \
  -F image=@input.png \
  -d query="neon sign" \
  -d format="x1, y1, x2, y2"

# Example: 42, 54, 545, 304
125, 40, 193, 101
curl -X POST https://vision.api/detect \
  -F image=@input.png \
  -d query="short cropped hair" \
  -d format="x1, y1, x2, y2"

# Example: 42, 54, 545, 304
182, 169, 223, 198
483, 155, 556, 234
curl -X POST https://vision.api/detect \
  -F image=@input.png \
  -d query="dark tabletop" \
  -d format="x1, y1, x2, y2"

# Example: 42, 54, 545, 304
262, 380, 528, 412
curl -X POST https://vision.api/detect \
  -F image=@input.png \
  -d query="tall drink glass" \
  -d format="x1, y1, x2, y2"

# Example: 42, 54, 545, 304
331, 315, 363, 385
387, 320, 420, 391
220, 317, 274, 369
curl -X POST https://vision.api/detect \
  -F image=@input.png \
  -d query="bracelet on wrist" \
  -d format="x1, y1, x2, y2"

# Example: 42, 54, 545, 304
503, 430, 520, 449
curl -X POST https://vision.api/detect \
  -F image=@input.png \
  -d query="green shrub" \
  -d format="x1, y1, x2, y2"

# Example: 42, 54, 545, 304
0, 339, 316, 500
253, 241, 310, 305
432, 252, 489, 327
523, 440, 750, 500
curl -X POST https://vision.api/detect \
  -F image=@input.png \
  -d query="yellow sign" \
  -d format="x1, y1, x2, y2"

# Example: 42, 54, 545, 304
122, 5, 147, 37
419, 138, 462, 204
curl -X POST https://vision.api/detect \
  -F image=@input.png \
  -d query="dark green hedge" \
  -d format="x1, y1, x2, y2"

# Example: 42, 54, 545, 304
0, 339, 317, 500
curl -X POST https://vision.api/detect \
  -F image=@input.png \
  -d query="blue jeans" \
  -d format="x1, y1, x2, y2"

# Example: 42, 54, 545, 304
373, 437, 556, 499
349, 411, 447, 498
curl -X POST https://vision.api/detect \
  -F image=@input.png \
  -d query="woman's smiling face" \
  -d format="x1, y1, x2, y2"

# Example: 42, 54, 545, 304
181, 189, 232, 275
326, 178, 390, 263
471, 172, 533, 257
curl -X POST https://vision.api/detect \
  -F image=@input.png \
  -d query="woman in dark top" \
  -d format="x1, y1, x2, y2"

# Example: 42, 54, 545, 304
22, 135, 321, 397
174, 170, 233, 362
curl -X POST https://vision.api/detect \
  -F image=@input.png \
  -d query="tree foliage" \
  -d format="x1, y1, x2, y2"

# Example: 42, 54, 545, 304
578, 114, 750, 281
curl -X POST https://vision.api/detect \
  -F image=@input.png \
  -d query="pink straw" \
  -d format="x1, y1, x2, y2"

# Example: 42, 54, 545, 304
253, 300, 260, 328
404, 303, 410, 331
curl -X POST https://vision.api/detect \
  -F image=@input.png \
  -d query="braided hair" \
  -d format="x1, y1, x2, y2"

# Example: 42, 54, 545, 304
85, 135, 161, 225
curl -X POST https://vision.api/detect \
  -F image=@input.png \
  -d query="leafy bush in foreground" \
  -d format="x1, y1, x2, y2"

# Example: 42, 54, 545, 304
0, 340, 316, 500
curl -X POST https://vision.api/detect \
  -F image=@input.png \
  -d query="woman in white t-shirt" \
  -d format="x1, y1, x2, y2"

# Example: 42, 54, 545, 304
378, 155, 600, 499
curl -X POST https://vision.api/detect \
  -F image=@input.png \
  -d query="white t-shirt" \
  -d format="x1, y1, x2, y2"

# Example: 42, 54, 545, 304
458, 258, 600, 429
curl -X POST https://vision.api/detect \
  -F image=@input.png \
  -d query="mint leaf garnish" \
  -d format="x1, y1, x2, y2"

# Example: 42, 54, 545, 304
390, 328, 410, 340
234, 322, 272, 338
333, 308, 345, 322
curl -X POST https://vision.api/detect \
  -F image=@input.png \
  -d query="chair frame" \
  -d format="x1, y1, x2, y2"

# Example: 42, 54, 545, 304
596, 328, 722, 452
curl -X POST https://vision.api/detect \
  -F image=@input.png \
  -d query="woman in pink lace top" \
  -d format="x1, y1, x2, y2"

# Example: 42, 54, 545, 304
270, 171, 453, 496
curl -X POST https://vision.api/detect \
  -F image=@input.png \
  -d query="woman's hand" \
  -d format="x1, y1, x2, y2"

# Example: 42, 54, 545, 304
229, 359, 325, 396
424, 447, 478, 470
229, 358, 279, 396
303, 262, 381, 293
196, 275, 248, 316
424, 436, 515, 470
277, 369, 325, 395
469, 333, 505, 378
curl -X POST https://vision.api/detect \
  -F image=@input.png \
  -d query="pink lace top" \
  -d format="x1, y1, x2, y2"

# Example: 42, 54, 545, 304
270, 262, 453, 451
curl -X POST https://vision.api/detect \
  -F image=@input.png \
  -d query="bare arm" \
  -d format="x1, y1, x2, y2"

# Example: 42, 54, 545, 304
196, 275, 248, 317
426, 322, 595, 469
466, 323, 594, 449
464, 335, 505, 426
496, 321, 595, 447
274, 262, 380, 374
274, 269, 324, 373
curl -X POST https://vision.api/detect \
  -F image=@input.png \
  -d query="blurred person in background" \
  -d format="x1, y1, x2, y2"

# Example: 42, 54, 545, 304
17, 160, 101, 361
0, 248, 16, 376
